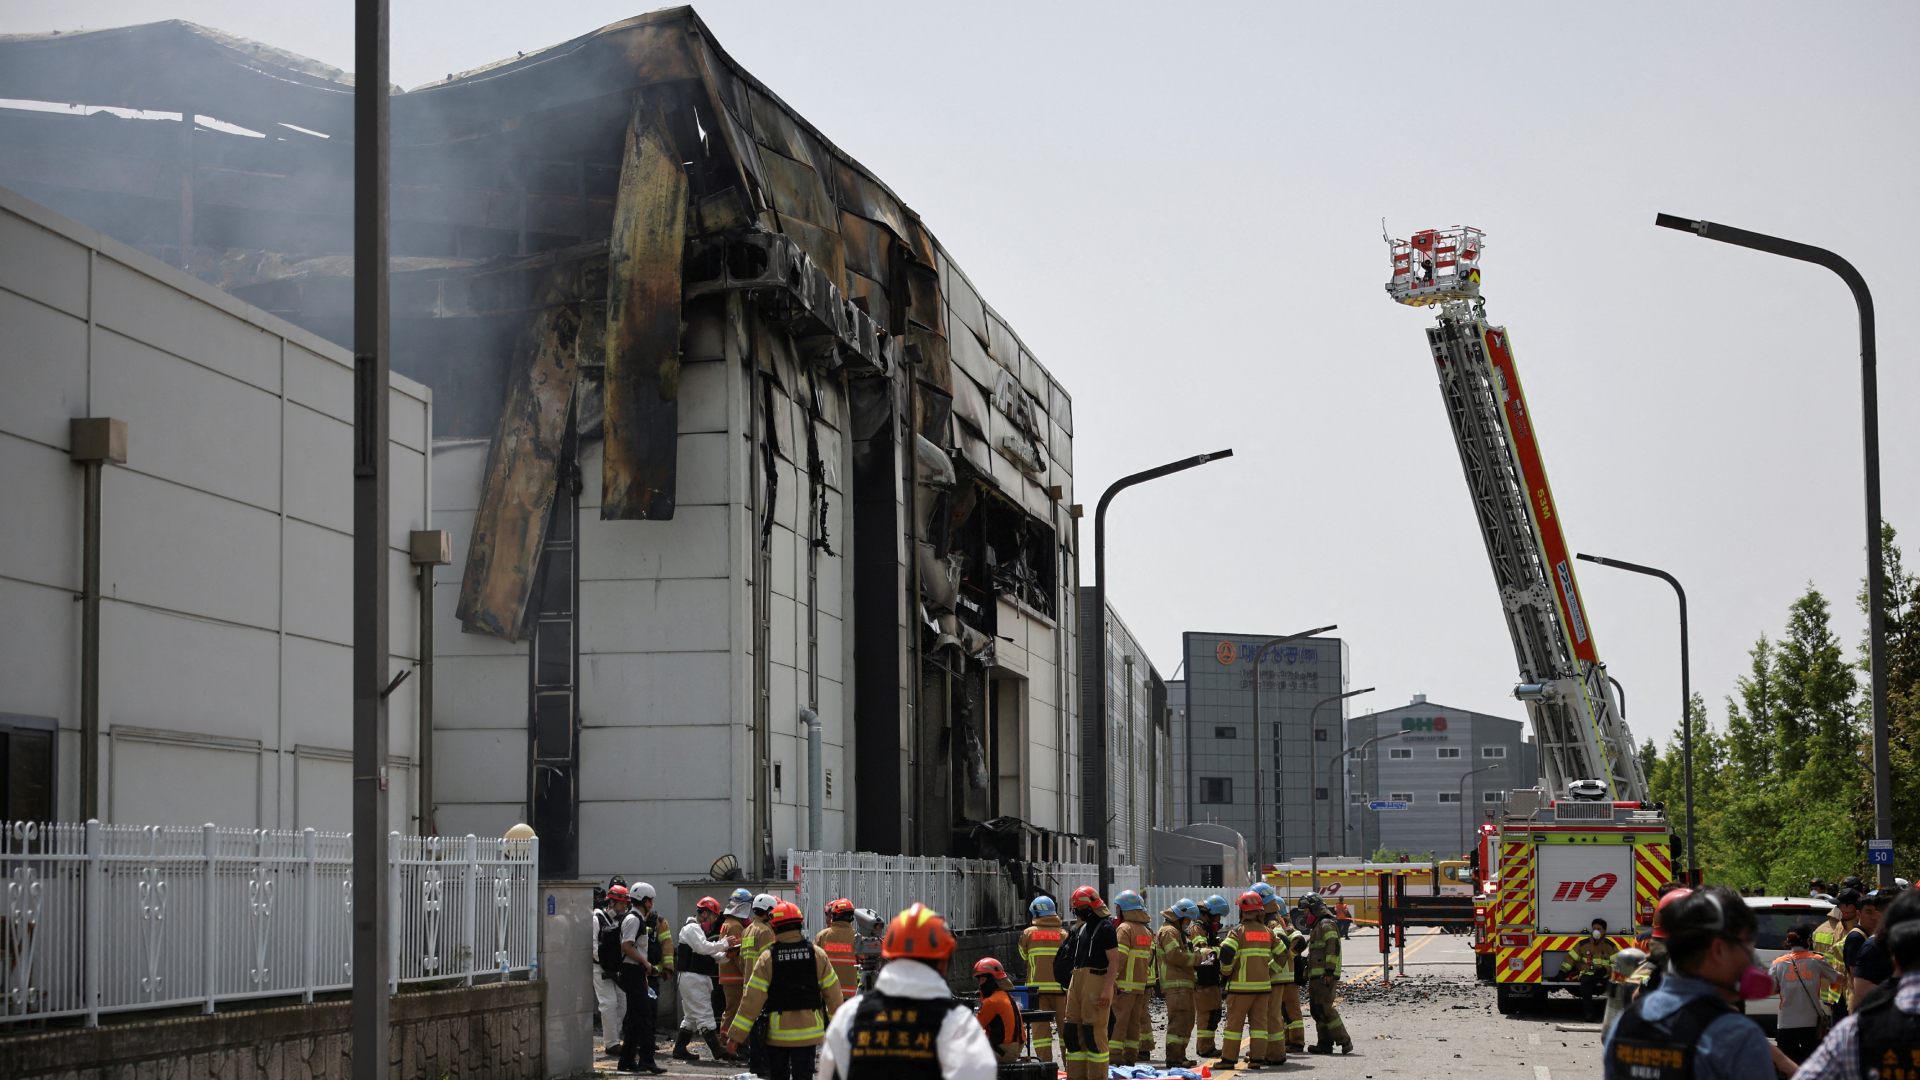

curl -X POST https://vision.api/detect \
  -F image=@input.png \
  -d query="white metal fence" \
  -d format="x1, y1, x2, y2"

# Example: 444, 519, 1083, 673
1, 821, 538, 1026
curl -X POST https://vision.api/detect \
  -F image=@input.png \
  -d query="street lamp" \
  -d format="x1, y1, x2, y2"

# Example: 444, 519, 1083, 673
1655, 213, 1892, 887
1457, 764, 1502, 862
1577, 552, 1697, 885
1251, 626, 1339, 870
1326, 726, 1410, 880
1307, 687, 1374, 890
1092, 449, 1232, 895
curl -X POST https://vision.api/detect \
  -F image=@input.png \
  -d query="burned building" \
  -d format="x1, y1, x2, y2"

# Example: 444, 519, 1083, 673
0, 8, 1084, 892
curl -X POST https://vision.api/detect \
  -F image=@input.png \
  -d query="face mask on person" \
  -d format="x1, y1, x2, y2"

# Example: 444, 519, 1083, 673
1723, 940, 1774, 1000
1591, 929, 1604, 940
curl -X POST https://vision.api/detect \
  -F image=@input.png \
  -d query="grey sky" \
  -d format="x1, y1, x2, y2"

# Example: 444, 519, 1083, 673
7, 1, 1915, 756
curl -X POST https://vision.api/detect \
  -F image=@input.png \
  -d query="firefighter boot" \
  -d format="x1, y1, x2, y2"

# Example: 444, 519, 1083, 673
702, 1031, 733, 1062
670, 1030, 697, 1061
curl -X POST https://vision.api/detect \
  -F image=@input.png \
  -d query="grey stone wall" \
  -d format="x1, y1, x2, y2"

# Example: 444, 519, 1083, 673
4, 981, 546, 1080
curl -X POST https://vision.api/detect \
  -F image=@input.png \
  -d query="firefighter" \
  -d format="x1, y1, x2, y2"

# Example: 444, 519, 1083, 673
1302, 894, 1353, 1054
1110, 890, 1155, 1065
1017, 895, 1067, 1063
816, 898, 861, 1003
816, 904, 996, 1080
1569, 917, 1620, 1021
1216, 890, 1275, 1067
1192, 894, 1228, 1058
1815, 888, 1863, 1020
1156, 898, 1201, 1068
1250, 884, 1290, 1067
1056, 886, 1119, 1080
734, 893, 780, 1071
973, 958, 1023, 1063
723, 900, 841, 1080
717, 887, 754, 1041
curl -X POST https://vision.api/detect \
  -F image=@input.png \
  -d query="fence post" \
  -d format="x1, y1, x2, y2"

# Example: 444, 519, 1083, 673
526, 837, 538, 975
388, 832, 400, 995
202, 823, 217, 1013
462, 834, 477, 987
85, 819, 101, 1027
302, 828, 317, 1004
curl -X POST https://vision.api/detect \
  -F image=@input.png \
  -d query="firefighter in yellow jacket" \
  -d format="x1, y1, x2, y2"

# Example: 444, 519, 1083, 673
1256, 886, 1292, 1066
1302, 894, 1353, 1053
1157, 899, 1203, 1068
1192, 895, 1229, 1057
1111, 890, 1156, 1065
1215, 890, 1275, 1067
725, 900, 842, 1080
1018, 895, 1068, 1063
814, 898, 861, 1002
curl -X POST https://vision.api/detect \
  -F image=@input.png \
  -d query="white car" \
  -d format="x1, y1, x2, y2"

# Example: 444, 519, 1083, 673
1741, 895, 1834, 1029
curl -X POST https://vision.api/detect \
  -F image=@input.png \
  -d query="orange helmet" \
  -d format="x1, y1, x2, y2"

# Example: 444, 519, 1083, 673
1652, 888, 1693, 940
606, 884, 631, 902
696, 895, 722, 916
1237, 890, 1266, 913
973, 957, 1006, 979
1069, 886, 1102, 913
880, 903, 957, 960
825, 897, 855, 917
770, 900, 805, 931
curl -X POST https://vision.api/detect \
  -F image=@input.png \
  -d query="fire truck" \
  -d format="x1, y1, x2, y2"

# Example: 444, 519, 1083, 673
1386, 228, 1672, 1012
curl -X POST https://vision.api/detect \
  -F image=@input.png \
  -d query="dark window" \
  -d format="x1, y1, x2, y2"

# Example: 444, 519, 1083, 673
1200, 778, 1233, 804
1214, 726, 1237, 739
1314, 728, 1328, 741
1315, 787, 1328, 800
0, 716, 56, 822
1199, 865, 1223, 888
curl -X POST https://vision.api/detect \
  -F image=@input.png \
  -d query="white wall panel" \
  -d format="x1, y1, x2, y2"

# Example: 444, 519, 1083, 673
282, 518, 353, 645
108, 732, 261, 828
0, 205, 89, 319
0, 433, 78, 589
284, 402, 353, 531
293, 750, 353, 833
103, 468, 280, 631
580, 578, 732, 653
433, 655, 529, 730
279, 633, 351, 748
285, 343, 352, 423
434, 728, 526, 802
93, 258, 280, 394
674, 431, 730, 505
92, 328, 283, 512
0, 577, 75, 722
579, 651, 731, 727
100, 601, 278, 744
579, 798, 731, 881
578, 503, 730, 581
0, 288, 87, 448
578, 725, 732, 800
678, 360, 727, 432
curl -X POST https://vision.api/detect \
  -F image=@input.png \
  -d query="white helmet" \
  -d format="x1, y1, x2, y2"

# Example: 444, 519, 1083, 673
751, 892, 778, 916
629, 882, 657, 904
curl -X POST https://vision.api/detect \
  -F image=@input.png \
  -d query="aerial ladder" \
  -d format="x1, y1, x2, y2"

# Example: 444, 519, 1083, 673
1385, 228, 1668, 1007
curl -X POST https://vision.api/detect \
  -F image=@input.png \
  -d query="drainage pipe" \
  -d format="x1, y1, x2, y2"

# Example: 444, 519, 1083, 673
801, 707, 823, 850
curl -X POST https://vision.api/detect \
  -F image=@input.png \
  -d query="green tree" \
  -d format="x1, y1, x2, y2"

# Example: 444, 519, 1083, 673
1862, 524, 1920, 873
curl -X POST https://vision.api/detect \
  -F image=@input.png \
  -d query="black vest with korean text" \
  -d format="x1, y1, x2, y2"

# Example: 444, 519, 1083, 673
1856, 988, 1920, 1080
1610, 995, 1733, 1080
845, 990, 960, 1080
764, 941, 825, 1012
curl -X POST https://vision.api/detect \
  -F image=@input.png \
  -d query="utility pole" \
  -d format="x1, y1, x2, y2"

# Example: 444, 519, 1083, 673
351, 1, 392, 1077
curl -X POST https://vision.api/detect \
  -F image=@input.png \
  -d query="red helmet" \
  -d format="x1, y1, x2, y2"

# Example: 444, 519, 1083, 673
696, 895, 722, 916
973, 957, 1007, 979
770, 900, 805, 931
606, 884, 631, 902
1652, 888, 1694, 940
880, 903, 957, 960
825, 897, 855, 917
1069, 886, 1102, 912
1237, 890, 1266, 913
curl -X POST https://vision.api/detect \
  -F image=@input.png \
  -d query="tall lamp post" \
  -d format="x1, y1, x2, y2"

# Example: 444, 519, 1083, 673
1577, 552, 1697, 885
1326, 727, 1410, 882
1307, 687, 1374, 889
1655, 213, 1892, 888
1457, 763, 1502, 862
1251, 627, 1339, 871
1092, 449, 1232, 895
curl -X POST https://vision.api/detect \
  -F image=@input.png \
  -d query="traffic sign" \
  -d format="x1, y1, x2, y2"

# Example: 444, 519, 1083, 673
1369, 800, 1410, 811
1869, 839, 1893, 866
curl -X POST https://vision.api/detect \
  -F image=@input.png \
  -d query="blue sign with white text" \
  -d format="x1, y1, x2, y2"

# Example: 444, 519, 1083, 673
1368, 801, 1409, 811
1869, 839, 1893, 865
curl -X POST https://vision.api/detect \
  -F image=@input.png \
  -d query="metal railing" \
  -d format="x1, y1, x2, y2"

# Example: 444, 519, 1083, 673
1, 821, 538, 1026
787, 851, 1118, 938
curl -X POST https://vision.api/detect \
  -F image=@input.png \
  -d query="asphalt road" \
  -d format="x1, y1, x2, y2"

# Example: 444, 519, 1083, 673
597, 929, 1611, 1079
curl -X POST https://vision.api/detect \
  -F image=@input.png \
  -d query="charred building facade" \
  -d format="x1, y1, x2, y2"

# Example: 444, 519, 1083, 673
0, 8, 1083, 894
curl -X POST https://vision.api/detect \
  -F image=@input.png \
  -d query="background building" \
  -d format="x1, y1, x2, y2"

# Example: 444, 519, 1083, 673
1345, 695, 1538, 858
1177, 631, 1349, 867
1079, 590, 1167, 878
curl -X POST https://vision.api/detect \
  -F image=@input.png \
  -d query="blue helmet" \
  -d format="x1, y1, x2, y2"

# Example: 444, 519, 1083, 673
1113, 890, 1146, 913
1204, 894, 1231, 917
1030, 895, 1057, 918
1250, 882, 1278, 903
729, 887, 753, 904
1172, 898, 1203, 920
